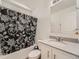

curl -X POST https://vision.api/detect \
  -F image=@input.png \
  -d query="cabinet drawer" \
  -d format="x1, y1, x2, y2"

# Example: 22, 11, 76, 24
38, 42, 52, 59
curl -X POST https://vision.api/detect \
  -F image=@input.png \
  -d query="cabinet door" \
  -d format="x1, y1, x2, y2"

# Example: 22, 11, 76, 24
52, 48, 79, 59
38, 42, 52, 59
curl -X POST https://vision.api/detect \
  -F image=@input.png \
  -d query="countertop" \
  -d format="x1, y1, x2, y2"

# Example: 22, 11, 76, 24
38, 39, 79, 57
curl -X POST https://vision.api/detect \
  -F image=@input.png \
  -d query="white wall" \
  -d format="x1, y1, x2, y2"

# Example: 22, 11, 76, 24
51, 6, 76, 34
32, 0, 51, 41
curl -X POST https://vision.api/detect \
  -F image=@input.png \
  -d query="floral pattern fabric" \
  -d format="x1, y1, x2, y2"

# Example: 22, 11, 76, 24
0, 6, 37, 55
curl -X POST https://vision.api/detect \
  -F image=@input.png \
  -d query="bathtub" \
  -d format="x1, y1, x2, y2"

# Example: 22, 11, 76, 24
0, 45, 35, 59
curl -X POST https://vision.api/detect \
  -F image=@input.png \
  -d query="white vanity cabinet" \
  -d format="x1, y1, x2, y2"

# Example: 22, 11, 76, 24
38, 42, 52, 59
38, 42, 79, 59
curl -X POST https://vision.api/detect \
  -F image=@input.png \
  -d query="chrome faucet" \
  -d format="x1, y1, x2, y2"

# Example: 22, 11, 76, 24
56, 37, 63, 42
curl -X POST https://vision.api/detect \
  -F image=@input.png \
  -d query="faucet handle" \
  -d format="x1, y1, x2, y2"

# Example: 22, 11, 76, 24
56, 37, 60, 41
56, 37, 64, 42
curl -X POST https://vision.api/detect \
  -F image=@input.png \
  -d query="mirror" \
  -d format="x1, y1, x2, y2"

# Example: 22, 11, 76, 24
50, 0, 78, 35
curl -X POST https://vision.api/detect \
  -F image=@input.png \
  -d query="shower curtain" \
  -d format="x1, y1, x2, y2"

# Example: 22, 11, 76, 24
0, 6, 37, 55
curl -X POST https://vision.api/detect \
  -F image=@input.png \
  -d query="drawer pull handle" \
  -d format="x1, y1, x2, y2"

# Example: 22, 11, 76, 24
47, 51, 49, 58
54, 54, 56, 59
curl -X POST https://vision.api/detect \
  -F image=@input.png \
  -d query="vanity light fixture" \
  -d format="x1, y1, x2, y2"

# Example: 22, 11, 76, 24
50, 0, 62, 7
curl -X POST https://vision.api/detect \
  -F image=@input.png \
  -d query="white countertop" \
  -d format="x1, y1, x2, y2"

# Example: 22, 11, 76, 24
38, 39, 79, 57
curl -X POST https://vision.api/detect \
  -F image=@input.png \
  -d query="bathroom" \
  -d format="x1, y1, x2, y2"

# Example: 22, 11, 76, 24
0, 0, 79, 59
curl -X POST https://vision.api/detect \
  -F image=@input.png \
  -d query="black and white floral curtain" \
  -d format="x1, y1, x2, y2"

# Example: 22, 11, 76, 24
0, 6, 37, 55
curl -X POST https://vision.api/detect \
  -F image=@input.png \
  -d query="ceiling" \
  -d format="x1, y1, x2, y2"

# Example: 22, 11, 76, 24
2, 0, 75, 13
51, 0, 76, 13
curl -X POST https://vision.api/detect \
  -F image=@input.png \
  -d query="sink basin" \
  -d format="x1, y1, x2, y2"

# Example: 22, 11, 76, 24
48, 39, 79, 47
48, 40, 69, 46
46, 39, 67, 48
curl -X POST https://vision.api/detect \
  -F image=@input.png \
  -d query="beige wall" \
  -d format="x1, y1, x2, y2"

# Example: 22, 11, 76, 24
32, 0, 50, 41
